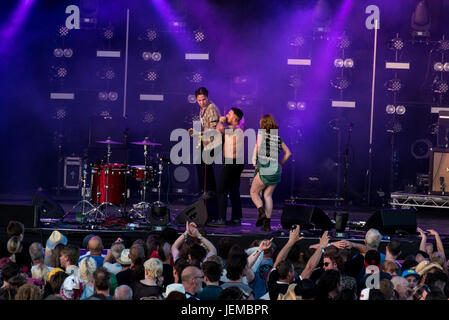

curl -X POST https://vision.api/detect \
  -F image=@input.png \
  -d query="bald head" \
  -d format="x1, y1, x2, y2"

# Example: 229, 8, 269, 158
114, 285, 133, 300
88, 236, 103, 254
181, 265, 203, 295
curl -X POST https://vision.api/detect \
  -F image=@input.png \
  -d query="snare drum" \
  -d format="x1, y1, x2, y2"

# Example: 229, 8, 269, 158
130, 165, 153, 182
91, 163, 127, 205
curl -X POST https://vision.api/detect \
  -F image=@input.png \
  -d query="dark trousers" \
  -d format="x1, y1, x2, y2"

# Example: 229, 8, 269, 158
196, 163, 219, 221
217, 163, 244, 221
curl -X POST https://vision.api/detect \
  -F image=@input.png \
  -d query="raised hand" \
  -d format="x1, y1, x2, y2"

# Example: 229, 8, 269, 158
258, 238, 274, 251
427, 229, 439, 237
331, 240, 351, 250
319, 231, 329, 249
417, 227, 426, 238
288, 225, 304, 244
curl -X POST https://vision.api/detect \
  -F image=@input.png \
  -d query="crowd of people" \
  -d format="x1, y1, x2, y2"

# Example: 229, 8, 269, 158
0, 219, 448, 301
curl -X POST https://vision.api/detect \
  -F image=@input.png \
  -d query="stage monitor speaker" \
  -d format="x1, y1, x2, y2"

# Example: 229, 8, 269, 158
429, 148, 449, 195
364, 208, 416, 235
175, 199, 208, 226
32, 191, 65, 219
0, 204, 39, 228
281, 203, 334, 230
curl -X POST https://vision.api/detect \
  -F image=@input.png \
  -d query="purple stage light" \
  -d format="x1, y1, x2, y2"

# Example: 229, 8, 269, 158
191, 72, 203, 83
389, 37, 404, 51
143, 112, 154, 124
334, 58, 344, 68
105, 68, 115, 80
55, 108, 67, 120
385, 78, 402, 92
434, 62, 444, 72
187, 94, 197, 104
289, 74, 302, 88
57, 67, 67, 78
444, 63, 449, 72
193, 30, 205, 42
144, 70, 158, 81
396, 105, 406, 115
343, 58, 354, 68
337, 35, 350, 49
331, 77, 350, 90
287, 101, 296, 110
289, 35, 305, 47
98, 92, 108, 101
146, 28, 158, 41
104, 28, 114, 40
53, 48, 64, 58
108, 92, 118, 101
433, 80, 449, 94
63, 48, 73, 58
142, 51, 152, 61
152, 52, 162, 61
386, 105, 396, 114
59, 26, 69, 37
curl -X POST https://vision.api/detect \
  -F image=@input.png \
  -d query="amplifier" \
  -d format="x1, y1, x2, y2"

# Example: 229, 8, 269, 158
64, 157, 81, 189
240, 168, 255, 198
429, 148, 449, 195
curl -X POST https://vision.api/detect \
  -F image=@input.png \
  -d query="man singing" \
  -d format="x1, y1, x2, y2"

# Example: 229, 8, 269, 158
210, 107, 245, 227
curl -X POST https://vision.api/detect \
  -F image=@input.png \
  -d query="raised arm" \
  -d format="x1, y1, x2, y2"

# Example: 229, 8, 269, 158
427, 229, 445, 260
247, 239, 273, 269
171, 221, 190, 262
188, 222, 217, 259
301, 231, 329, 279
417, 227, 427, 252
273, 225, 304, 268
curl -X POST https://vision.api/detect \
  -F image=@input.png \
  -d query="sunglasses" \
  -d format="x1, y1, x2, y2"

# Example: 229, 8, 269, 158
323, 262, 331, 267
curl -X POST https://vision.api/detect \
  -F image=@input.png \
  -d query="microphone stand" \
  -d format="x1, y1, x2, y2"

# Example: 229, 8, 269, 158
123, 128, 129, 216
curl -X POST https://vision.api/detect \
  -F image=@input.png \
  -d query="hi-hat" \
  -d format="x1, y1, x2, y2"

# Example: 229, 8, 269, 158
96, 139, 123, 145
131, 139, 162, 146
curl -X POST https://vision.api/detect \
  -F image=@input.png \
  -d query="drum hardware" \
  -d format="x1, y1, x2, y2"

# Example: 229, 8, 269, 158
149, 157, 170, 226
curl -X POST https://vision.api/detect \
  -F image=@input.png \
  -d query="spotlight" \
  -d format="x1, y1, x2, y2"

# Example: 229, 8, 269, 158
98, 91, 108, 101
385, 78, 402, 91
411, 0, 431, 38
396, 105, 406, 115
143, 111, 154, 124
289, 34, 305, 47
343, 58, 354, 68
108, 91, 118, 101
444, 63, 449, 72
287, 101, 296, 110
104, 28, 114, 40
63, 48, 73, 58
389, 37, 404, 51
57, 67, 67, 78
59, 26, 69, 37
187, 94, 197, 104
439, 39, 449, 51
334, 58, 344, 68
146, 29, 158, 41
337, 35, 350, 49
386, 105, 396, 114
433, 79, 449, 94
105, 68, 115, 80
53, 48, 64, 58
297, 102, 306, 111
144, 70, 158, 81
54, 108, 67, 120
152, 52, 161, 61
193, 30, 205, 42
142, 51, 152, 61
330, 77, 350, 90
191, 72, 203, 83
434, 62, 444, 72
288, 74, 302, 88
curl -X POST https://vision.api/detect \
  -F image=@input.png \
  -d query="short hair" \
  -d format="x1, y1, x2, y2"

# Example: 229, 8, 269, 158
174, 258, 191, 283
316, 269, 341, 300
259, 114, 279, 131
32, 264, 50, 284
6, 221, 24, 238
425, 270, 448, 290
114, 285, 133, 300
379, 279, 394, 300
188, 243, 207, 264
88, 236, 103, 254
277, 260, 293, 280
323, 253, 344, 271
79, 257, 97, 282
49, 271, 68, 294
387, 240, 401, 256
29, 242, 44, 262
202, 261, 222, 282
93, 267, 110, 291
15, 283, 42, 300
365, 229, 382, 249
195, 87, 208, 97
61, 244, 80, 265
110, 242, 125, 260
146, 235, 167, 261
231, 107, 244, 121
381, 260, 399, 273
226, 253, 247, 281
1, 261, 19, 282
165, 291, 187, 300
129, 243, 146, 264
181, 265, 201, 283
48, 243, 65, 268
143, 258, 163, 280
218, 286, 245, 300
7, 236, 21, 262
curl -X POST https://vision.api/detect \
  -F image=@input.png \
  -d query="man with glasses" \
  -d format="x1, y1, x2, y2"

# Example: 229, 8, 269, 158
181, 265, 204, 300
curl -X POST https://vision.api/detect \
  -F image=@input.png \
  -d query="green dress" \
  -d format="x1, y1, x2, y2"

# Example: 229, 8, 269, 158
254, 130, 282, 186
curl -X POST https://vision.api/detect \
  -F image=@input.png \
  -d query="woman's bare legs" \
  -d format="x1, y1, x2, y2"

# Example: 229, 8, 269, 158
263, 184, 277, 219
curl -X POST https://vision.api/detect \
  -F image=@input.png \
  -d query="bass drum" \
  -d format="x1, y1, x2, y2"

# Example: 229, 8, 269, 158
91, 163, 127, 205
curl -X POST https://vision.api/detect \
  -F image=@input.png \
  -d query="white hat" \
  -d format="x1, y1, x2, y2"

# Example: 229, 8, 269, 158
117, 249, 131, 265
46, 231, 68, 250
162, 283, 185, 298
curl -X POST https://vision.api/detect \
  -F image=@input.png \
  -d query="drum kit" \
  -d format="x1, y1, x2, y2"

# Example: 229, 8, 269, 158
64, 136, 168, 224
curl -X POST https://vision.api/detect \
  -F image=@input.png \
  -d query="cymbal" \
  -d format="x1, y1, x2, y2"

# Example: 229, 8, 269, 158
96, 139, 123, 145
131, 140, 162, 146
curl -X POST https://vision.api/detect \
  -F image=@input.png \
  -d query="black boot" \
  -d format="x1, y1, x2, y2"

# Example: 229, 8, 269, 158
261, 218, 271, 232
256, 207, 266, 227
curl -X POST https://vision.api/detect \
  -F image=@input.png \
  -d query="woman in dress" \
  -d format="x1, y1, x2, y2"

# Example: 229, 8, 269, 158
251, 114, 291, 232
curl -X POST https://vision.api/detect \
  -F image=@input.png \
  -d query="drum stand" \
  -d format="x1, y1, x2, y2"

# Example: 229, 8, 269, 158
63, 157, 102, 222
129, 139, 152, 221
94, 139, 122, 221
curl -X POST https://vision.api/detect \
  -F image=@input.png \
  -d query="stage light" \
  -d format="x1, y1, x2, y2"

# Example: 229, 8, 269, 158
142, 51, 152, 61
344, 58, 354, 68
105, 68, 115, 80
439, 39, 449, 51
337, 35, 350, 49
194, 30, 205, 42
99, 109, 111, 118
396, 105, 406, 115
53, 48, 64, 58
108, 91, 118, 101
289, 34, 305, 47
389, 37, 404, 51
297, 102, 306, 111
385, 78, 402, 91
59, 26, 69, 37
386, 105, 396, 114
55, 108, 67, 120
411, 0, 431, 38
143, 111, 154, 124
146, 29, 158, 41
98, 91, 108, 101
288, 74, 302, 88
434, 62, 444, 72
191, 72, 203, 83
444, 63, 449, 72
104, 28, 114, 40
152, 52, 161, 61
334, 58, 344, 68
330, 77, 350, 90
57, 67, 67, 78
287, 101, 296, 110
144, 70, 158, 81
63, 48, 73, 58
433, 79, 449, 94
187, 94, 197, 104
